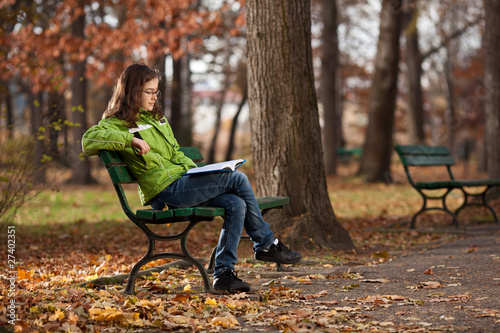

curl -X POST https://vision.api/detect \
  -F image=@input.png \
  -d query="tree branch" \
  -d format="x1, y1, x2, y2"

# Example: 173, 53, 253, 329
421, 16, 482, 61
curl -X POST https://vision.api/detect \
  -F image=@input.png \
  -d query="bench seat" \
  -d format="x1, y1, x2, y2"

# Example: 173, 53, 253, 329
136, 196, 290, 221
415, 179, 500, 190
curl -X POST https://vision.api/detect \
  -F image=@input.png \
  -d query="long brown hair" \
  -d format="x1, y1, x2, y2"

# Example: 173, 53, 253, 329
103, 63, 163, 127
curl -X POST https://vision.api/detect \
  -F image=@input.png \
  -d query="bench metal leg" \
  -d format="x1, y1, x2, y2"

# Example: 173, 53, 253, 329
454, 186, 499, 224
412, 188, 457, 228
124, 236, 155, 295
124, 219, 215, 295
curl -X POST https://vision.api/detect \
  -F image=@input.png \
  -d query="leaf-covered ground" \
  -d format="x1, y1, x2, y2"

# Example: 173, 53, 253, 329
1, 163, 499, 332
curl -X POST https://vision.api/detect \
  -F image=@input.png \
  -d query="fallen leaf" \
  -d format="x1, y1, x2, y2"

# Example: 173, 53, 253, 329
171, 294, 190, 302
48, 309, 65, 321
418, 281, 442, 289
211, 314, 239, 328
17, 268, 34, 281
262, 280, 275, 286
424, 268, 433, 275
361, 278, 390, 283
371, 251, 389, 259
171, 315, 197, 325
342, 283, 360, 290
473, 309, 499, 318
379, 321, 394, 327
382, 295, 407, 301
312, 290, 328, 297
205, 297, 218, 306
334, 307, 359, 312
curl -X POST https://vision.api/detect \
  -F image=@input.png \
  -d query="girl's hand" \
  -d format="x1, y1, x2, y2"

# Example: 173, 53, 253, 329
131, 137, 150, 154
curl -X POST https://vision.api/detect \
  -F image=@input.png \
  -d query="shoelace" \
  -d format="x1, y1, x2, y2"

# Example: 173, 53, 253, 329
225, 270, 243, 282
275, 241, 293, 255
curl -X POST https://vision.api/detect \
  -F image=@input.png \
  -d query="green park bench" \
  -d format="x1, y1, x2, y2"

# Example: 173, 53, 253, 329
337, 147, 362, 162
98, 148, 289, 295
394, 145, 500, 228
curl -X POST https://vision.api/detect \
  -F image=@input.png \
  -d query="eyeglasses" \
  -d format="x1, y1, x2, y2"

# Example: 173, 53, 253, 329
142, 89, 160, 97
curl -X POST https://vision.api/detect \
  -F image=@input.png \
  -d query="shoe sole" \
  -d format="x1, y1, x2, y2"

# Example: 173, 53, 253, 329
213, 286, 251, 293
254, 254, 302, 264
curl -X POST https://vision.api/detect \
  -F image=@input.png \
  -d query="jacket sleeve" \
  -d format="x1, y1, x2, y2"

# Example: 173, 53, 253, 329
81, 118, 135, 156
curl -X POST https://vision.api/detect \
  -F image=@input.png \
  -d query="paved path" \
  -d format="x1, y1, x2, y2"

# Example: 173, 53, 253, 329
237, 225, 500, 332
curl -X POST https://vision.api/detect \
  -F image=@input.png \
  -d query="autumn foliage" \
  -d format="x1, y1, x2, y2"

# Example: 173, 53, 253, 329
0, 0, 244, 92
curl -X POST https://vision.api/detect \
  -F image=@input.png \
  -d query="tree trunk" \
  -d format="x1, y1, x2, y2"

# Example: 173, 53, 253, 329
444, 43, 456, 152
246, 0, 354, 250
225, 93, 247, 161
207, 90, 226, 164
169, 52, 192, 147
321, 0, 341, 175
48, 90, 64, 162
358, 0, 402, 183
207, 29, 232, 164
403, 1, 425, 144
484, 0, 500, 181
155, 54, 167, 115
7, 85, 14, 140
67, 5, 94, 185
30, 91, 46, 184
170, 55, 182, 137
1, 82, 14, 140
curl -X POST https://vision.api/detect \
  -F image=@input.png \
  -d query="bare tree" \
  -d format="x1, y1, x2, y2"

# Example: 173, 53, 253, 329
246, 0, 354, 250
484, 0, 500, 181
67, 0, 94, 185
321, 0, 342, 175
358, 0, 403, 183
403, 0, 425, 144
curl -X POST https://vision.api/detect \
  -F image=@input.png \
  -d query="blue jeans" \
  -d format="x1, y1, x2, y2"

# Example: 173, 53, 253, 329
151, 171, 275, 278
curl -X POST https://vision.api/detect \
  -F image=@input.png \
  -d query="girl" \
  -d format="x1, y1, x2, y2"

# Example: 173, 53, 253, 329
82, 63, 301, 292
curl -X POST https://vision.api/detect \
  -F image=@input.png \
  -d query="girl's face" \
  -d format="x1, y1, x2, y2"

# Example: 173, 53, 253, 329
140, 78, 159, 111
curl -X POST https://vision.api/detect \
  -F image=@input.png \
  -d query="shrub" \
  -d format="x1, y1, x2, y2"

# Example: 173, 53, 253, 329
0, 137, 44, 229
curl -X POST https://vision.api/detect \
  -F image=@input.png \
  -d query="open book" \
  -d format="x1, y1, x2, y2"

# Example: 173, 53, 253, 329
185, 159, 246, 175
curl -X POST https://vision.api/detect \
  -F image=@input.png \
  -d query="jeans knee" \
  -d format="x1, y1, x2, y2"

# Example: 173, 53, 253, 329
227, 196, 246, 216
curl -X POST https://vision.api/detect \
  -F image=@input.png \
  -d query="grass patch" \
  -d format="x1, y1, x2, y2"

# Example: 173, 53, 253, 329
15, 184, 141, 226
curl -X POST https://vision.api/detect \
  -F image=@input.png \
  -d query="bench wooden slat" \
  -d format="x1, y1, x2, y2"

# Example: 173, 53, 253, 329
135, 197, 289, 222
194, 207, 226, 217
402, 155, 455, 166
394, 145, 450, 156
416, 181, 457, 189
451, 179, 500, 187
178, 147, 204, 162
108, 165, 137, 184
417, 179, 500, 190
99, 150, 124, 165
136, 208, 174, 219
256, 196, 290, 210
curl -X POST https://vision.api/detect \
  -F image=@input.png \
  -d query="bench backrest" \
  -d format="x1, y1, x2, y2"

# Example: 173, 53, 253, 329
394, 145, 455, 167
98, 147, 204, 217
394, 145, 456, 185
99, 147, 204, 184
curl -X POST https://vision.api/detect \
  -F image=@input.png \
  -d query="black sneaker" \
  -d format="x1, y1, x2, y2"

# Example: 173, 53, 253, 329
213, 270, 251, 293
255, 239, 302, 264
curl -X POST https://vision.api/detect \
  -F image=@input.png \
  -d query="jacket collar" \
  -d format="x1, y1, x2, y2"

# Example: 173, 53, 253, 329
139, 108, 152, 117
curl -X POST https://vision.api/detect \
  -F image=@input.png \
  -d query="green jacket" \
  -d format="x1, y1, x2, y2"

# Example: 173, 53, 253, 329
82, 108, 197, 205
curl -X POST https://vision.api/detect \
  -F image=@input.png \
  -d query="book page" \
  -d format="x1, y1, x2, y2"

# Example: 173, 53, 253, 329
185, 159, 245, 175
